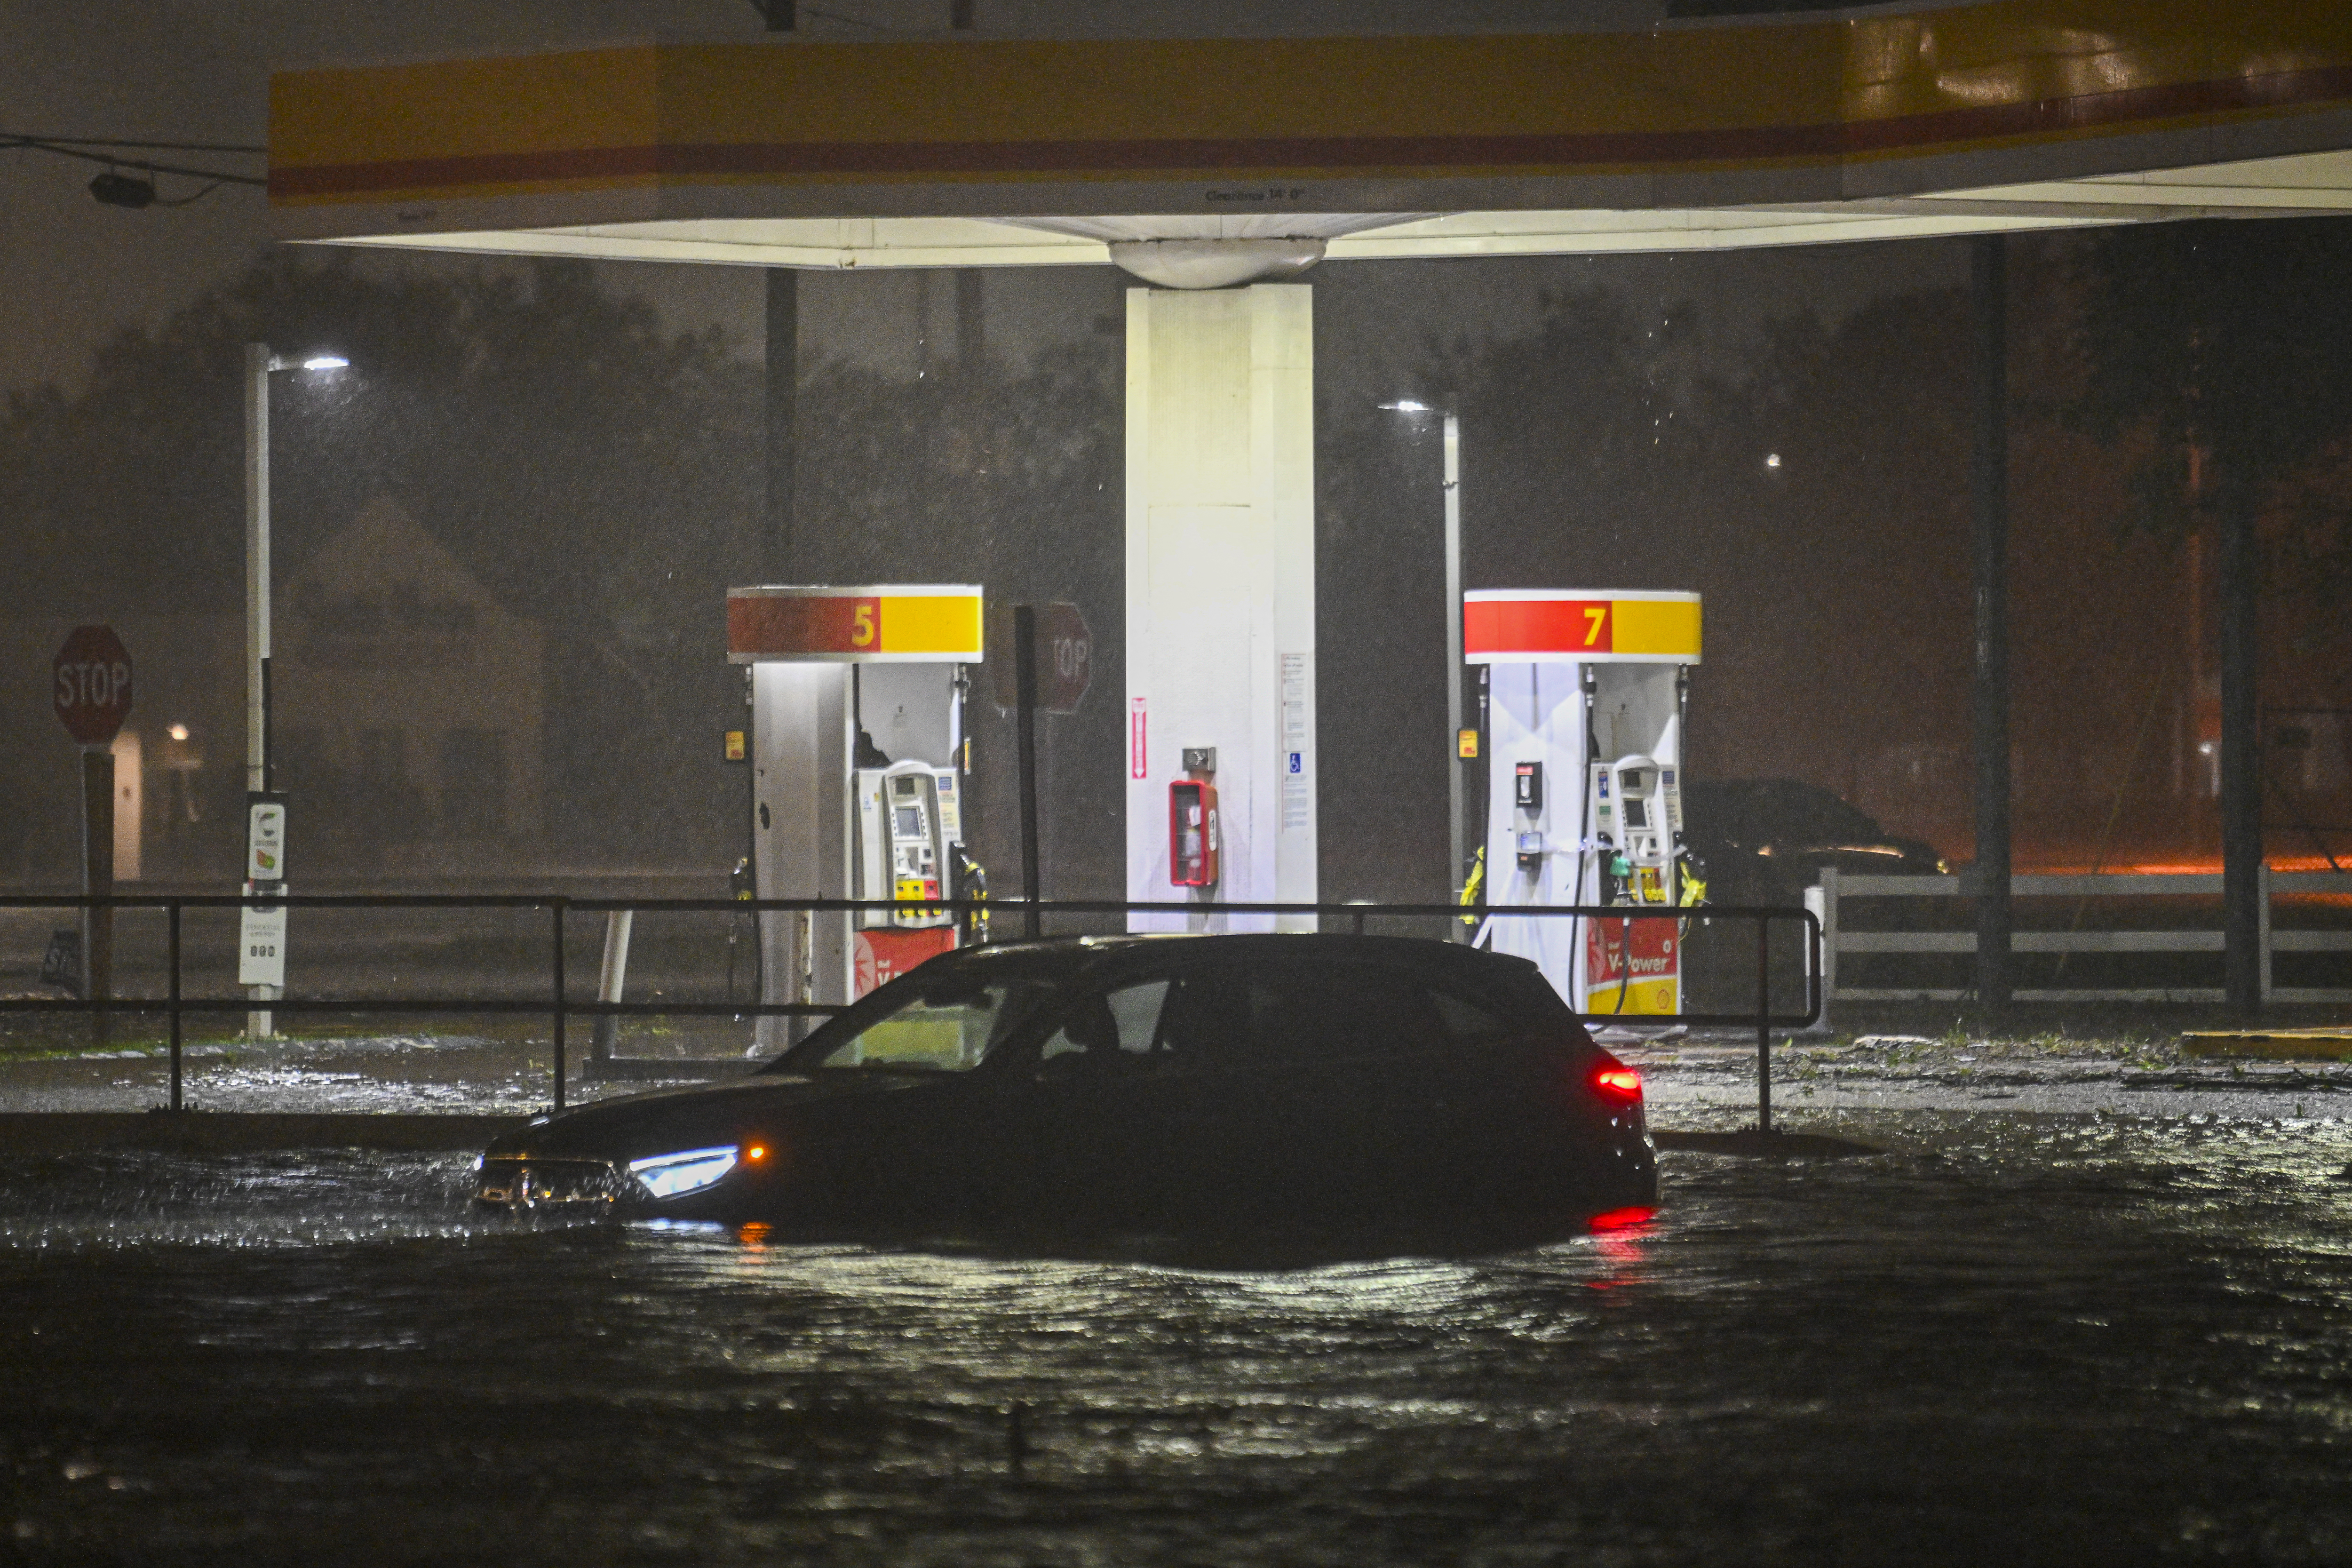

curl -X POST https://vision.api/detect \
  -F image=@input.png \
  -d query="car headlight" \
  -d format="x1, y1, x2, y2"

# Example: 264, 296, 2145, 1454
628, 1146, 740, 1199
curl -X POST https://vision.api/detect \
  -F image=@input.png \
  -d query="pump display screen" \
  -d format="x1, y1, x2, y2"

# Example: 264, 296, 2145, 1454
1624, 797, 1650, 829
895, 807, 923, 837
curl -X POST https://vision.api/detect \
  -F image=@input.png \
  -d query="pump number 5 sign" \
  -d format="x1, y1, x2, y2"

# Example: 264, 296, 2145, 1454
726, 585, 984, 663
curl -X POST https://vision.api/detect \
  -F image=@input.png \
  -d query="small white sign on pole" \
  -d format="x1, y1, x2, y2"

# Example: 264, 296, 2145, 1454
246, 799, 286, 881
241, 793, 289, 989
238, 900, 287, 987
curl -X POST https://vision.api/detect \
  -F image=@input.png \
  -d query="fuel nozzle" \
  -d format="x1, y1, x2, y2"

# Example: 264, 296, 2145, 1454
952, 848, 989, 942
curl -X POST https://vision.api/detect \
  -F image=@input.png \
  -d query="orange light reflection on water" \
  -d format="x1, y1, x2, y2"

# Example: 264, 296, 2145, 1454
2024, 857, 2345, 876
2017, 857, 2352, 906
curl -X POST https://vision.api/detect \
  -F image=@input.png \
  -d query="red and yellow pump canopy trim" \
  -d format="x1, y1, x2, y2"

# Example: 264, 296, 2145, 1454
728, 585, 984, 664
269, 2, 2352, 208
1464, 590, 1702, 665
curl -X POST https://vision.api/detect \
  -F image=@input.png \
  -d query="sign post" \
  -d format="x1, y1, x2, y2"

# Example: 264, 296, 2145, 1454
1013, 606, 1042, 937
53, 626, 134, 1044
990, 603, 1089, 939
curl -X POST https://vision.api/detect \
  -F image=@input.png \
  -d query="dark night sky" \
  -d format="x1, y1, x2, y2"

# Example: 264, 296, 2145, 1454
2, 1, 759, 398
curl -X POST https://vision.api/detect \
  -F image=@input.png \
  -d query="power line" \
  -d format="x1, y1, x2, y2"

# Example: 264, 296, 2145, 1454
2, 134, 265, 198
1, 132, 265, 155
4, 135, 267, 184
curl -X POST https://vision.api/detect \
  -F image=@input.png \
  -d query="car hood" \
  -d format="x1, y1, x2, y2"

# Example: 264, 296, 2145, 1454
485, 1072, 937, 1162
1690, 833, 1940, 870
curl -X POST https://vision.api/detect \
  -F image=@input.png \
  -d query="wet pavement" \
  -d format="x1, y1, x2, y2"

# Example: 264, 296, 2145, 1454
1626, 1027, 2352, 1123
10, 1018, 2352, 1122
2, 1030, 2351, 1563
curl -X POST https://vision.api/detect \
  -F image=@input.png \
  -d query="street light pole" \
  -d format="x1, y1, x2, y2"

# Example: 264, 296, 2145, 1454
245, 343, 271, 800
242, 345, 347, 1039
244, 343, 275, 1038
1442, 414, 1465, 933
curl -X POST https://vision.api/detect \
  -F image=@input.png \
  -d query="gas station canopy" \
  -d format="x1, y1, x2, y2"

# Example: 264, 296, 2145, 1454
272, 1, 2352, 277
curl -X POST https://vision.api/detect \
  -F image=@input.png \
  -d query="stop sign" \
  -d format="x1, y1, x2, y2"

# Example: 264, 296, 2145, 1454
991, 602, 1092, 714
53, 625, 134, 746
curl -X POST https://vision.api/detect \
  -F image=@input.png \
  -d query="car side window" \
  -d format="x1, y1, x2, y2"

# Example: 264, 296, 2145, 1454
1106, 982, 1170, 1051
1037, 979, 1172, 1067
1207, 964, 1447, 1065
1152, 968, 1248, 1065
1427, 986, 1512, 1043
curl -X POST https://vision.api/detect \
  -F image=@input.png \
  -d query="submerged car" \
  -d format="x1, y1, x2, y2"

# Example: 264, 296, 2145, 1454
477, 933, 1656, 1243
1680, 777, 1946, 907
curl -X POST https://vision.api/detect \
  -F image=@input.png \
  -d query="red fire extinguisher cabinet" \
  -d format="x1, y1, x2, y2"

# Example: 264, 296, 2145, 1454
1169, 779, 1219, 887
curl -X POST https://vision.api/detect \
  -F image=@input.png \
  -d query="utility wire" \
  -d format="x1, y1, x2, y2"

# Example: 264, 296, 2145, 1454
149, 179, 230, 208
3, 133, 265, 154
2, 134, 265, 189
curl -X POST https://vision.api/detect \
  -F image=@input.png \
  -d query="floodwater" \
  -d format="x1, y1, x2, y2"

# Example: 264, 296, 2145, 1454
5, 1112, 2352, 1565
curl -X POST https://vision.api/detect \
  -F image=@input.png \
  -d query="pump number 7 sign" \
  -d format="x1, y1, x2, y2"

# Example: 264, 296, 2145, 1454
1462, 598, 1613, 655
1462, 591, 1701, 663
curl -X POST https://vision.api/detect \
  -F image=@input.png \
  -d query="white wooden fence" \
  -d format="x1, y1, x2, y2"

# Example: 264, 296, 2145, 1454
1806, 867, 2352, 1015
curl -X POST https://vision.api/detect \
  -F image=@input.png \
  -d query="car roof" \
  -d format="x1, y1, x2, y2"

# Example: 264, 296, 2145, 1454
942, 931, 1541, 982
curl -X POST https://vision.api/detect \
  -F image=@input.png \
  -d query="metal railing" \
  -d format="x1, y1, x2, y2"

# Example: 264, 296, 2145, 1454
0, 894, 1820, 1129
1812, 865, 2352, 1014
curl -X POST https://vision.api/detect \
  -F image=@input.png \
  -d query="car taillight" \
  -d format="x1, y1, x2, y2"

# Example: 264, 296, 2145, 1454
1588, 1054, 1643, 1103
1588, 1206, 1656, 1232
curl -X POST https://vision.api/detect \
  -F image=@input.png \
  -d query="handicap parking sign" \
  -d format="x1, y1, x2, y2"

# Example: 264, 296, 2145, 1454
1288, 752, 1302, 774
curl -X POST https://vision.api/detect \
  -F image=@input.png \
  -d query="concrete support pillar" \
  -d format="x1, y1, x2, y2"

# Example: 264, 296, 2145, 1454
1124, 285, 1317, 929
1971, 234, 2012, 1011
2218, 477, 2263, 1012
765, 268, 798, 579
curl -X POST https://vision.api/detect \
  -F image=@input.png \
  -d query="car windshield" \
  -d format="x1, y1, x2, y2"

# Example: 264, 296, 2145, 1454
793, 979, 1047, 1072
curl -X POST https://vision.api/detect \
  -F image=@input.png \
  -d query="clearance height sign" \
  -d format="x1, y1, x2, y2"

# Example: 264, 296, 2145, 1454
727, 586, 984, 664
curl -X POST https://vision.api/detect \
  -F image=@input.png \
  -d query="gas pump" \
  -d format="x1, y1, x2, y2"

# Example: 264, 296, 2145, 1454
727, 585, 985, 1048
1464, 589, 1702, 1015
1582, 754, 1692, 1014
1589, 756, 1683, 902
856, 760, 960, 925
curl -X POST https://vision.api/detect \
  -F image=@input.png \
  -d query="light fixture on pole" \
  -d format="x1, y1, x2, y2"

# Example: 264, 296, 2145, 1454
242, 343, 347, 1038
87, 171, 157, 208
1380, 400, 1468, 934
